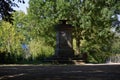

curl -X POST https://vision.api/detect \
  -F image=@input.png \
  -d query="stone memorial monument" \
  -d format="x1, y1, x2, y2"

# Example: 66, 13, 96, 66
55, 20, 74, 60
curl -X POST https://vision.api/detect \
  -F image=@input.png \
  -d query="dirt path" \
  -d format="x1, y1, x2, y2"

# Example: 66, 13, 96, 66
0, 64, 120, 80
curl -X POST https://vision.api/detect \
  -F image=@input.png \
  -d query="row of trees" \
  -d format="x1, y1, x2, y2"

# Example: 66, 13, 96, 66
0, 0, 120, 63
0, 11, 54, 63
28, 0, 120, 63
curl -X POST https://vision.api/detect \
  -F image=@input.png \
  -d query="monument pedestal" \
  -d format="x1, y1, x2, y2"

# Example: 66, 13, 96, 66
54, 20, 74, 63
44, 20, 86, 64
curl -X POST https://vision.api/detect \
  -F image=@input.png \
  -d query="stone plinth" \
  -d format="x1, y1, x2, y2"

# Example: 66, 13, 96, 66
55, 20, 74, 60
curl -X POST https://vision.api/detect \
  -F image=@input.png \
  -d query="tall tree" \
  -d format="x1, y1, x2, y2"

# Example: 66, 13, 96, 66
0, 21, 24, 54
0, 11, 28, 63
0, 0, 25, 23
28, 0, 119, 62
13, 11, 30, 43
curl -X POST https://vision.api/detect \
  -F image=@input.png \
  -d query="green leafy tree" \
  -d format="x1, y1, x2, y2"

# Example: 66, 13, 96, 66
69, 0, 119, 63
28, 0, 119, 63
28, 0, 56, 47
0, 21, 24, 63
13, 11, 54, 60
0, 0, 25, 23
0, 21, 22, 53
13, 11, 30, 43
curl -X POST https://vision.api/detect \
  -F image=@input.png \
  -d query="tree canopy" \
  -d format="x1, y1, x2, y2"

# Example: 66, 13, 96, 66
28, 0, 120, 63
0, 0, 25, 23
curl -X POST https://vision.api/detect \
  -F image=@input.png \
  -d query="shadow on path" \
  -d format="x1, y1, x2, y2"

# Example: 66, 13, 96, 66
0, 64, 120, 80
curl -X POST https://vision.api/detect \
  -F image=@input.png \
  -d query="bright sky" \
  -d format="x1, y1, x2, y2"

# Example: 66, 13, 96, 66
118, 15, 120, 21
13, 0, 29, 14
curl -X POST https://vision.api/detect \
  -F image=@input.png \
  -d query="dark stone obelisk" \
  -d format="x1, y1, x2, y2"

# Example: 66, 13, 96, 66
55, 20, 74, 60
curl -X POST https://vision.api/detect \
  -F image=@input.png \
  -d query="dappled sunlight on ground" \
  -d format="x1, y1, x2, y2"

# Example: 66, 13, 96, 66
0, 73, 25, 80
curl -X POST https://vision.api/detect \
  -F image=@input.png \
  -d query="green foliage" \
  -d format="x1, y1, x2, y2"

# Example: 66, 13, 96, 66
0, 11, 55, 63
111, 37, 120, 54
0, 21, 24, 63
71, 0, 118, 63
0, 0, 25, 23
12, 11, 30, 42
28, 0, 120, 63
29, 39, 54, 60
0, 21, 23, 53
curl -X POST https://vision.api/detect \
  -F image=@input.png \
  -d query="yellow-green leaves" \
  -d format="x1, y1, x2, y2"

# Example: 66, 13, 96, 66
0, 21, 23, 54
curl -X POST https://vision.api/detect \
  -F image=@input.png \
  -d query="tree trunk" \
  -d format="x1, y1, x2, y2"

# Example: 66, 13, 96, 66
76, 38, 80, 55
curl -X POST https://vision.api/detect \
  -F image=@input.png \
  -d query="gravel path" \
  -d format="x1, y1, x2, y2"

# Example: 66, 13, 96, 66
0, 64, 120, 80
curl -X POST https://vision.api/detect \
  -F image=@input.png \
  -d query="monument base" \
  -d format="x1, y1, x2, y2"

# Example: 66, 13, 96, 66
55, 49, 74, 58
44, 54, 86, 64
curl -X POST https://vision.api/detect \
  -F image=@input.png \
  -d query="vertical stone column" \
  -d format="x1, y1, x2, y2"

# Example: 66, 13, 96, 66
55, 20, 74, 59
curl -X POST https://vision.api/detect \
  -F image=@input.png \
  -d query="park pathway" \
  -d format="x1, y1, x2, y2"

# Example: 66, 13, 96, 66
0, 64, 120, 80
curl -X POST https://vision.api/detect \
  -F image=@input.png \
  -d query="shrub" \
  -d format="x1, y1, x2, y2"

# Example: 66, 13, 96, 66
29, 39, 54, 61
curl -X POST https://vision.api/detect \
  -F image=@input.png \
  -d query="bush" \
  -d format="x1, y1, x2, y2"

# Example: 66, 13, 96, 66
88, 49, 111, 63
29, 39, 54, 61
